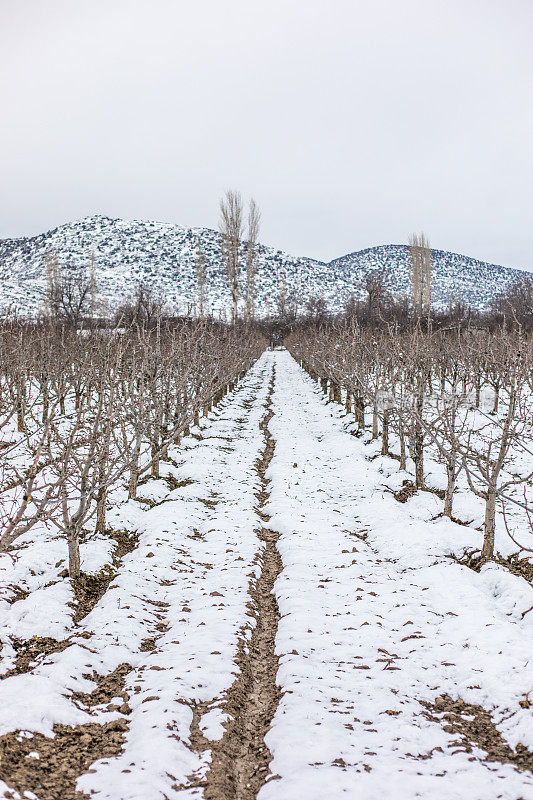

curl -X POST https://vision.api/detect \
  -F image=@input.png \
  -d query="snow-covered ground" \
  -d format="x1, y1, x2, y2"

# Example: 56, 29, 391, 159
262, 351, 533, 800
0, 350, 532, 800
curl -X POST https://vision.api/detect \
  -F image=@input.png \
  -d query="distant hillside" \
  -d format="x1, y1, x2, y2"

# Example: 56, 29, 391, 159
0, 215, 528, 317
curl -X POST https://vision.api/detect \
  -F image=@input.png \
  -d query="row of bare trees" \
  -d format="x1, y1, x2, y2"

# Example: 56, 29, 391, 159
286, 322, 533, 562
0, 319, 265, 577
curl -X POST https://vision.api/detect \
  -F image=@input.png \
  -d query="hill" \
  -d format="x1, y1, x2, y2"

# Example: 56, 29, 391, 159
0, 215, 528, 317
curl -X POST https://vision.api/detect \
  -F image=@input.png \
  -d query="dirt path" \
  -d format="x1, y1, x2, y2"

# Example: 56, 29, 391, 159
202, 369, 282, 800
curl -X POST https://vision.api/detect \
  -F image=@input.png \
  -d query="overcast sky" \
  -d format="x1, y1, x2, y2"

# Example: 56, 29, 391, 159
1, 0, 532, 268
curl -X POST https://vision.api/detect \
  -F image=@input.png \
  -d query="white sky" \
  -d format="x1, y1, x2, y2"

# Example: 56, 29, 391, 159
1, 0, 532, 268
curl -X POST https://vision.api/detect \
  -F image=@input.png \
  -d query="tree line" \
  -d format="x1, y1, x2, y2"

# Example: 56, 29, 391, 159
0, 318, 265, 576
286, 321, 533, 562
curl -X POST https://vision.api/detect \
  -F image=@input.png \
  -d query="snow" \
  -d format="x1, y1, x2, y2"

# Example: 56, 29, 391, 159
0, 350, 532, 800
257, 351, 533, 799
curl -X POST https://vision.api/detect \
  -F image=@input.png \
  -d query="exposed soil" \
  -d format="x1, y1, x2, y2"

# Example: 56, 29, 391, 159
163, 475, 194, 491
421, 694, 533, 773
4, 585, 30, 605
3, 636, 72, 678
71, 528, 139, 624
201, 367, 282, 800
392, 479, 445, 504
453, 549, 533, 585
0, 665, 132, 799
72, 662, 132, 712
0, 719, 128, 800
393, 480, 418, 503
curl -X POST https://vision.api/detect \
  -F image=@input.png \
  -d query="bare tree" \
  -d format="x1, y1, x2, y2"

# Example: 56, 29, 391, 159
195, 237, 207, 318
277, 272, 287, 319
245, 198, 260, 321
364, 268, 391, 319
44, 250, 98, 327
409, 233, 432, 319
490, 276, 533, 330
219, 190, 243, 323
116, 283, 166, 327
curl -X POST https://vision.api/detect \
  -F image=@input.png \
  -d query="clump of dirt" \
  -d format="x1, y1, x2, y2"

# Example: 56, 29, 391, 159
135, 496, 161, 508
453, 549, 533, 584
0, 718, 128, 800
199, 496, 220, 510
393, 480, 445, 504
163, 475, 194, 491
3, 637, 72, 678
138, 473, 193, 494
71, 529, 139, 624
5, 585, 30, 605
394, 480, 418, 503
496, 552, 533, 583
72, 662, 132, 710
421, 694, 533, 773
140, 637, 157, 652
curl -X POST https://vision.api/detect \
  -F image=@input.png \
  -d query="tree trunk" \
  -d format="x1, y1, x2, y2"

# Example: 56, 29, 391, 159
42, 385, 49, 423
481, 489, 497, 560
399, 420, 406, 470
492, 385, 499, 414
129, 448, 139, 500
444, 462, 456, 518
16, 393, 25, 432
372, 399, 378, 440
381, 410, 389, 456
355, 397, 365, 430
413, 389, 424, 488
345, 391, 352, 414
96, 488, 106, 533
151, 442, 159, 478
68, 526, 81, 578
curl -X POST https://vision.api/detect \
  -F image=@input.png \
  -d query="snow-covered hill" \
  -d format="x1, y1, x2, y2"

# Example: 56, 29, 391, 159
0, 215, 528, 317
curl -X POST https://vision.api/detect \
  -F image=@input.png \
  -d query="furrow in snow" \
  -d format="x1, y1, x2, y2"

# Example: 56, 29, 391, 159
201, 365, 282, 800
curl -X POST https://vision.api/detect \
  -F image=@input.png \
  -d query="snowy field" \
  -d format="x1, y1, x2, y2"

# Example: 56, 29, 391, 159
0, 350, 532, 800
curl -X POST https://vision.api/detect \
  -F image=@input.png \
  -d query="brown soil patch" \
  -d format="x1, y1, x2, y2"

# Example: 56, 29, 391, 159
71, 529, 139, 624
5, 585, 30, 605
393, 480, 418, 503
140, 637, 158, 652
0, 664, 132, 799
72, 662, 132, 711
199, 497, 220, 510
201, 366, 282, 800
0, 719, 128, 800
392, 480, 445, 504
421, 694, 533, 772
3, 637, 72, 678
163, 475, 194, 491
495, 553, 533, 583
453, 550, 533, 584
